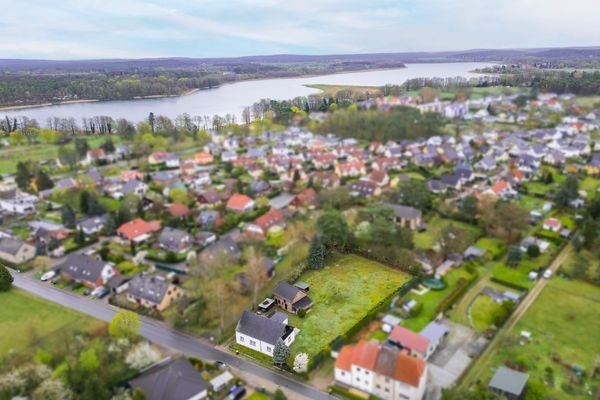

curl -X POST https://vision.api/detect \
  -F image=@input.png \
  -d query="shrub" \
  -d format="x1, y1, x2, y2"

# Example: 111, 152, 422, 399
297, 309, 306, 318
409, 301, 423, 317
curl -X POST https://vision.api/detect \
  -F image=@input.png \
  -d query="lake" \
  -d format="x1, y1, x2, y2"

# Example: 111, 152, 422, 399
1, 62, 490, 124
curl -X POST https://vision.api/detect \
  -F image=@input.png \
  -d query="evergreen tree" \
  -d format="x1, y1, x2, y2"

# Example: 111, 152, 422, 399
15, 161, 32, 190
0, 264, 14, 291
75, 228, 85, 245
308, 235, 326, 269
74, 138, 89, 159
61, 206, 76, 228
79, 190, 91, 214
35, 169, 54, 191
272, 338, 290, 367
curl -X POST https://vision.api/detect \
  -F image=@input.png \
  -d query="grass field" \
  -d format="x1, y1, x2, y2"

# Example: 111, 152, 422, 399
517, 195, 547, 212
481, 278, 600, 399
469, 295, 503, 332
414, 216, 481, 250
304, 84, 382, 98
475, 237, 506, 259
0, 288, 103, 357
288, 254, 411, 358
580, 176, 600, 199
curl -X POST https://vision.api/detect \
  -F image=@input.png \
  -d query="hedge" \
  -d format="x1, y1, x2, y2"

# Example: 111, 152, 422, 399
435, 272, 478, 314
329, 385, 378, 400
490, 276, 530, 292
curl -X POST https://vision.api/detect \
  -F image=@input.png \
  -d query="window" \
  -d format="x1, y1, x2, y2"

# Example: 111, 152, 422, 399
385, 388, 390, 393
266, 346, 271, 352
249, 340, 256, 346
355, 378, 360, 383
239, 336, 244, 342
356, 368, 361, 372
376, 384, 381, 389
365, 371, 370, 375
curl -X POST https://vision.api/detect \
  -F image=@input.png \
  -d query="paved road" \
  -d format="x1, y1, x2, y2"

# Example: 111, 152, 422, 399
458, 243, 573, 389
10, 272, 331, 400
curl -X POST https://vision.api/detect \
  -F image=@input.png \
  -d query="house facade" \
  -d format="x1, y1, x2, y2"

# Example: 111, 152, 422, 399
235, 310, 298, 356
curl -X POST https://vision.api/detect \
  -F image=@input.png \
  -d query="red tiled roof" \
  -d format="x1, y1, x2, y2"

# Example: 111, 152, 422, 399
226, 193, 253, 212
389, 325, 430, 354
369, 170, 388, 183
544, 217, 560, 227
117, 218, 161, 241
491, 180, 509, 194
294, 188, 316, 205
511, 169, 524, 180
335, 345, 353, 372
393, 352, 426, 387
251, 209, 284, 232
120, 171, 144, 182
167, 202, 191, 218
350, 340, 380, 370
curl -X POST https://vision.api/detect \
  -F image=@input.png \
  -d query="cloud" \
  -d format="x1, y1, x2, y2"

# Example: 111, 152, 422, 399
0, 0, 598, 59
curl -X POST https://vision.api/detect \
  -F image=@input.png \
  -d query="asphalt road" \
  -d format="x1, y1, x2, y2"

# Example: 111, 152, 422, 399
10, 272, 332, 400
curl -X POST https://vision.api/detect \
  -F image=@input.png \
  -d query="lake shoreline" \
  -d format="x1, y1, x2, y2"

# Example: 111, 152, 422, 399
0, 66, 407, 112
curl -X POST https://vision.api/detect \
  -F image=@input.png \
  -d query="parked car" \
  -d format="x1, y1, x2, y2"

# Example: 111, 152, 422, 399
40, 270, 56, 281
50, 275, 61, 284
227, 386, 246, 400
528, 271, 539, 281
91, 286, 108, 298
543, 269, 553, 279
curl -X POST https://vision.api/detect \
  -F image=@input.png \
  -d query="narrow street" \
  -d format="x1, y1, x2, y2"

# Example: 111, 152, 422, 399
10, 271, 331, 400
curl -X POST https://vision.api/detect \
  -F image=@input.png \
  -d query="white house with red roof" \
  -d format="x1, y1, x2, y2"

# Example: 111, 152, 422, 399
246, 209, 286, 236
543, 217, 561, 232
226, 194, 255, 213
485, 180, 516, 199
334, 340, 427, 400
116, 218, 162, 244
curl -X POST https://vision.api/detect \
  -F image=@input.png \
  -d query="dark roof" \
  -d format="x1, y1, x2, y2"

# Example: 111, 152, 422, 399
0, 237, 27, 256
236, 311, 291, 345
489, 367, 528, 396
388, 204, 422, 220
156, 228, 190, 250
200, 236, 240, 262
273, 281, 302, 302
78, 214, 108, 231
127, 274, 172, 304
106, 275, 131, 290
129, 358, 208, 400
55, 254, 107, 284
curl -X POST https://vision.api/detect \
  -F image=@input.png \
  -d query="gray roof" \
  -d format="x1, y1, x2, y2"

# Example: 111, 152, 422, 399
273, 281, 303, 302
489, 367, 529, 396
78, 214, 108, 231
156, 228, 190, 250
122, 179, 144, 194
236, 311, 290, 346
420, 321, 449, 343
269, 192, 295, 210
201, 236, 240, 262
387, 204, 422, 220
0, 237, 28, 256
129, 357, 208, 400
56, 254, 107, 284
127, 274, 172, 304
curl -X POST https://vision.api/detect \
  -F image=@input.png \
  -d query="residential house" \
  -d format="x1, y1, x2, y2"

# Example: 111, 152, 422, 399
195, 231, 217, 248
290, 188, 317, 208
0, 237, 36, 265
148, 151, 169, 165
349, 180, 381, 197
194, 151, 214, 165
249, 180, 271, 196
235, 311, 298, 356
486, 180, 516, 199
120, 179, 148, 198
388, 204, 423, 230
312, 153, 337, 169
199, 236, 241, 264
196, 190, 228, 208
129, 357, 208, 400
334, 340, 427, 400
221, 150, 238, 162
0, 192, 37, 214
156, 227, 193, 253
116, 218, 162, 244
166, 203, 191, 219
272, 281, 313, 314
335, 161, 366, 178
126, 274, 184, 311
86, 148, 106, 165
388, 325, 433, 360
246, 209, 286, 237
488, 367, 529, 400
367, 170, 390, 187
197, 210, 220, 229
226, 193, 255, 213
55, 254, 116, 288
77, 214, 108, 236
542, 218, 561, 232
475, 155, 497, 171
165, 154, 180, 168
419, 321, 449, 359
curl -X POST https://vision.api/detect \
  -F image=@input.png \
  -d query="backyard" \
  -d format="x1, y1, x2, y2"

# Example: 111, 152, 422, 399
0, 288, 104, 357
480, 278, 600, 399
414, 216, 481, 250
288, 254, 411, 359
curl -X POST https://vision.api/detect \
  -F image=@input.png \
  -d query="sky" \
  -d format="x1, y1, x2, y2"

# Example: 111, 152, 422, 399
1, 0, 599, 59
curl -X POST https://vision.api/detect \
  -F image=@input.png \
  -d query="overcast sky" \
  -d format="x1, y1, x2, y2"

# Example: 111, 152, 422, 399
1, 0, 599, 59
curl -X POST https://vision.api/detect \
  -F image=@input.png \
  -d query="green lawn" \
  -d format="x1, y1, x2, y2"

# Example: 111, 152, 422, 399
0, 288, 103, 357
400, 267, 476, 331
523, 181, 556, 196
246, 393, 271, 400
406, 172, 426, 181
469, 295, 503, 332
288, 254, 411, 358
517, 195, 546, 212
414, 216, 481, 250
482, 278, 600, 399
580, 176, 600, 199
493, 246, 556, 289
475, 237, 506, 259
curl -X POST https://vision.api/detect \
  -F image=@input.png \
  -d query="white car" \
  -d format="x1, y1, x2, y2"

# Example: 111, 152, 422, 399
40, 270, 57, 281
543, 269, 553, 279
